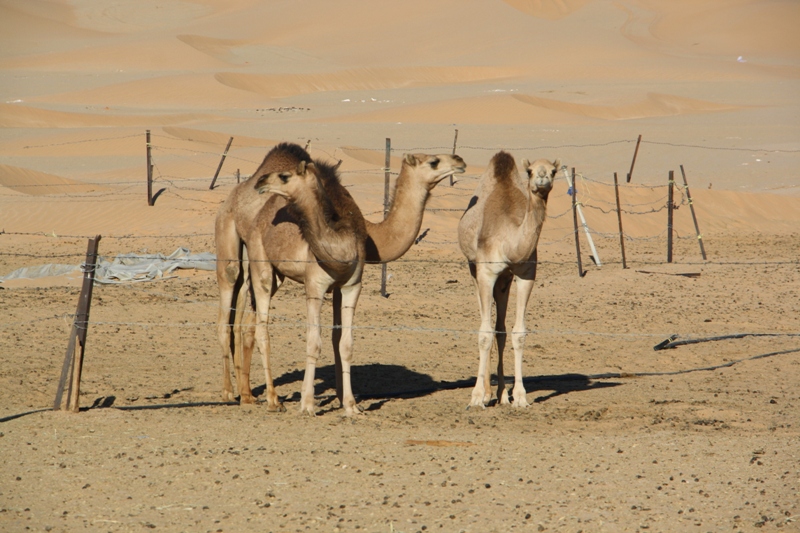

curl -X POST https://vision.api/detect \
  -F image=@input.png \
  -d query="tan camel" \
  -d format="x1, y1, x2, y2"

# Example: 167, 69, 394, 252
236, 149, 466, 413
215, 143, 312, 403
457, 151, 559, 408
252, 159, 367, 415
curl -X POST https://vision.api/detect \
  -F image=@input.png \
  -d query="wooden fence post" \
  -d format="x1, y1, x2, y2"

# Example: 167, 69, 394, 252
667, 170, 674, 263
54, 235, 101, 412
613, 172, 627, 269
146, 130, 153, 206
209, 136, 234, 190
236, 169, 240, 184
626, 134, 642, 183
571, 168, 584, 277
380, 138, 391, 297
679, 165, 707, 260
450, 129, 459, 186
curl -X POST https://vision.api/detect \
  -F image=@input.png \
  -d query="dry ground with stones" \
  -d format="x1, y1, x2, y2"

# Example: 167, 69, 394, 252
1, 230, 798, 533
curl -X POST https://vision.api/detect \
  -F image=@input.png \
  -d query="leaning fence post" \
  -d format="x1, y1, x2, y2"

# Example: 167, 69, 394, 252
450, 129, 459, 186
209, 136, 234, 190
613, 172, 628, 269
54, 235, 101, 413
679, 165, 707, 260
667, 170, 674, 263
570, 168, 584, 277
563, 166, 600, 267
626, 134, 642, 183
146, 130, 153, 206
380, 138, 391, 297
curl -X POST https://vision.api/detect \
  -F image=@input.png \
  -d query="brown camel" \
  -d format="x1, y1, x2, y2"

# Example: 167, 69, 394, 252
218, 146, 465, 412
457, 151, 559, 408
214, 143, 311, 403
252, 159, 367, 415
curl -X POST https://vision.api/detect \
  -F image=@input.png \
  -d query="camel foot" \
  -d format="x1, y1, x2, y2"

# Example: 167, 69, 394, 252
469, 387, 487, 409
342, 403, 363, 416
222, 390, 236, 402
298, 403, 317, 416
511, 392, 530, 408
265, 401, 286, 413
239, 394, 256, 405
499, 389, 510, 405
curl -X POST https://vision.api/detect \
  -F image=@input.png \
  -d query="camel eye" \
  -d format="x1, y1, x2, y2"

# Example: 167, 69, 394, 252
279, 172, 291, 183
429, 158, 439, 169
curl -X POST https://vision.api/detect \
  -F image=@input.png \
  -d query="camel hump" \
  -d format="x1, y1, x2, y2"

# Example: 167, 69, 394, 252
268, 142, 311, 162
253, 142, 312, 176
489, 151, 518, 184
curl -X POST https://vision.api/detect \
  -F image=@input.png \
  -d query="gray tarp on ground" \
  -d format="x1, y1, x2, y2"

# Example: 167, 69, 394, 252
0, 247, 216, 284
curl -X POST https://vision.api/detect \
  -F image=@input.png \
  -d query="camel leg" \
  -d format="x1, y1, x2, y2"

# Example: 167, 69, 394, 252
493, 272, 512, 405
331, 288, 344, 405
468, 262, 492, 404
337, 283, 362, 416
250, 255, 284, 412
232, 252, 256, 404
469, 266, 498, 408
216, 231, 241, 402
510, 274, 535, 408
300, 282, 327, 415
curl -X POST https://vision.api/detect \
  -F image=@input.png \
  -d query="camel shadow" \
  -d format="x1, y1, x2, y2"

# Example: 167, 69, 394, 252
252, 366, 621, 411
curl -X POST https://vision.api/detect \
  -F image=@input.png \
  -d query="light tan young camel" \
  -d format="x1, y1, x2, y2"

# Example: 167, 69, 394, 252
458, 151, 559, 408
252, 159, 367, 415
215, 143, 313, 403
219, 146, 465, 412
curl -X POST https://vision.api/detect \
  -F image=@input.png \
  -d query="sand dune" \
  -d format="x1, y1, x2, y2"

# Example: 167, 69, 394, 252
0, 103, 214, 128
215, 67, 524, 99
513, 92, 744, 120
32, 74, 275, 108
327, 94, 592, 125
646, 1, 800, 61
0, 164, 109, 195
161, 126, 275, 148
503, 0, 593, 20
176, 35, 248, 64
0, 37, 229, 71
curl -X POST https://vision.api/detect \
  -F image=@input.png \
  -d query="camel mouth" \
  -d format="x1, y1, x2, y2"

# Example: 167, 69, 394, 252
433, 166, 466, 184
256, 185, 290, 197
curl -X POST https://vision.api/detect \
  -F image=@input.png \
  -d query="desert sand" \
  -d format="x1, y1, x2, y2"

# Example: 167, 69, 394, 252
1, 1, 799, 532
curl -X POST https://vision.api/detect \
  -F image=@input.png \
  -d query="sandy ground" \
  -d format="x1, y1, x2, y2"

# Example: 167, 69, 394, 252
2, 0, 800, 532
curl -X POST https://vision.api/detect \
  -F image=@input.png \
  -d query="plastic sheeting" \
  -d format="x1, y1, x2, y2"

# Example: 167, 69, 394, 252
0, 247, 216, 285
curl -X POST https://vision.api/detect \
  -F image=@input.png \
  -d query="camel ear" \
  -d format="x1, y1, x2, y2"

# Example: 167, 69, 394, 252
296, 160, 307, 174
553, 158, 562, 171
404, 153, 417, 166
521, 158, 530, 170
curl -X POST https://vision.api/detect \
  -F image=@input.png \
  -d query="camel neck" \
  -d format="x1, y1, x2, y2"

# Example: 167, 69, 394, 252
292, 189, 359, 271
365, 167, 430, 263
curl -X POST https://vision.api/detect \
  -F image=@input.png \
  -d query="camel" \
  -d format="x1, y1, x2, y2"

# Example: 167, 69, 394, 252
252, 159, 367, 415
215, 142, 312, 403
457, 151, 559, 408
215, 144, 465, 411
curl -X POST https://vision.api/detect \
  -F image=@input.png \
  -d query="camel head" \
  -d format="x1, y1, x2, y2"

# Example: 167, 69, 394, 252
254, 160, 319, 201
521, 158, 560, 200
402, 153, 467, 190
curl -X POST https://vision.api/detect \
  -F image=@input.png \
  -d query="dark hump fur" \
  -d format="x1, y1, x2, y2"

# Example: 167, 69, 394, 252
290, 157, 366, 238
254, 142, 311, 176
490, 151, 517, 184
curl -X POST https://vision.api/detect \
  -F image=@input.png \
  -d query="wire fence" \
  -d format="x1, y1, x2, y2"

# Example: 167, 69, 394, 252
2, 131, 799, 341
